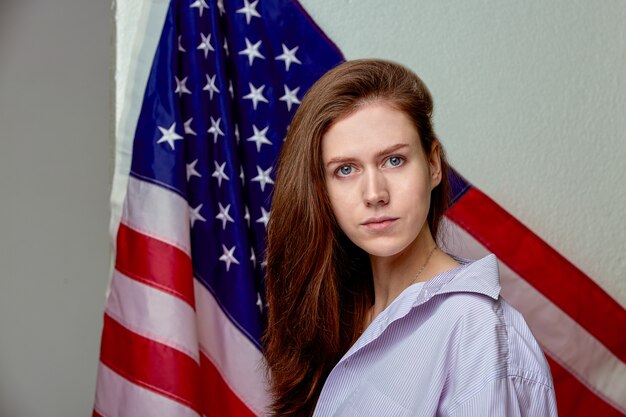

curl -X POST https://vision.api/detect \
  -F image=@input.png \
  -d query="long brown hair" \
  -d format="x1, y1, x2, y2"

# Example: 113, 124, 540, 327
264, 59, 451, 417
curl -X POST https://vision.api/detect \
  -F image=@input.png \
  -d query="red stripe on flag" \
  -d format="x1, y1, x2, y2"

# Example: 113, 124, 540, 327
100, 314, 202, 413
547, 357, 624, 417
116, 223, 195, 308
199, 352, 258, 417
446, 187, 626, 362
92, 410, 103, 417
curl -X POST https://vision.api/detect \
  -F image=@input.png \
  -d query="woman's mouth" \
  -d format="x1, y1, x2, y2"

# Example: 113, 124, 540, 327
361, 217, 399, 232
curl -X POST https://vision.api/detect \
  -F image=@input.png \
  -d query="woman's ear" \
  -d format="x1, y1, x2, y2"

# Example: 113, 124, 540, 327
429, 142, 442, 190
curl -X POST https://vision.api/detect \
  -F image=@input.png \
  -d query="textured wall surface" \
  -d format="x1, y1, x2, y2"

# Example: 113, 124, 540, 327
295, 0, 626, 306
0, 1, 113, 417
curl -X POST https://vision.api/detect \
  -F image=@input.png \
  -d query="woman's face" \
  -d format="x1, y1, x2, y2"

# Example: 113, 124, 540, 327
322, 102, 441, 258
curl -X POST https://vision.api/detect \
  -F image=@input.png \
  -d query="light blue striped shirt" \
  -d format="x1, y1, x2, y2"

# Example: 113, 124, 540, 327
313, 254, 558, 416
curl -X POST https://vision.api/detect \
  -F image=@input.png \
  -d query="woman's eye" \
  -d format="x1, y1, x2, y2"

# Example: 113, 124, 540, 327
338, 165, 353, 176
386, 156, 403, 167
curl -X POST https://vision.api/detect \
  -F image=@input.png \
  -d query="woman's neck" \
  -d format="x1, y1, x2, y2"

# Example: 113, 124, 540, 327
367, 228, 459, 321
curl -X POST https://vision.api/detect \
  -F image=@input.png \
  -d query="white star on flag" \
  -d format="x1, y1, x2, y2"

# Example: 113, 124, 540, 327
236, 0, 261, 24
203, 74, 220, 99
223, 39, 229, 56
246, 124, 272, 152
175, 76, 192, 97
156, 123, 184, 150
208, 116, 224, 143
189, 204, 207, 227
276, 44, 302, 71
243, 82, 269, 110
229, 80, 234, 98
256, 292, 263, 312
219, 244, 240, 272
212, 160, 230, 187
239, 38, 265, 66
190, 0, 209, 17
240, 166, 245, 184
178, 35, 186, 52
197, 33, 214, 58
217, 0, 225, 15
250, 247, 257, 267
251, 166, 274, 192
184, 118, 197, 136
244, 205, 251, 226
256, 206, 270, 228
215, 202, 235, 230
234, 123, 240, 144
230, 123, 239, 145
186, 159, 202, 181
279, 85, 301, 111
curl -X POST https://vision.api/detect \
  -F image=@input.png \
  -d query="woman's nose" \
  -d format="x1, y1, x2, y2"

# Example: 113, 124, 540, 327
363, 169, 389, 207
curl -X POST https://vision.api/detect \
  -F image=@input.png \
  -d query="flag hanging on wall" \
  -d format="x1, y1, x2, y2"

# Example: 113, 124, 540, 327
95, 0, 626, 416
94, 1, 342, 416
446, 171, 626, 416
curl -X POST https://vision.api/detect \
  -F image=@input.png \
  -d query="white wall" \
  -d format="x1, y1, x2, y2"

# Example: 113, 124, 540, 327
295, 0, 626, 306
0, 1, 113, 416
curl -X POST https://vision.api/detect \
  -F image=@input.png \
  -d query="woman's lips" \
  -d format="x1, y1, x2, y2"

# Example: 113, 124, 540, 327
361, 217, 398, 232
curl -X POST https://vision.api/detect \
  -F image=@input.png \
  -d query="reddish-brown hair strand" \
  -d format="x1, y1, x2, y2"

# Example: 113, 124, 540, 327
264, 59, 451, 417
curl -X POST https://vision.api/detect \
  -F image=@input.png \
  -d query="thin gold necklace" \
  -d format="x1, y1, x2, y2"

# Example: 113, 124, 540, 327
410, 245, 438, 285
365, 245, 438, 328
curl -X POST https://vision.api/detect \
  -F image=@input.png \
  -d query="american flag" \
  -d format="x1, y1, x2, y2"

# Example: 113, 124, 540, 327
95, 0, 626, 416
95, 0, 341, 415
445, 171, 626, 416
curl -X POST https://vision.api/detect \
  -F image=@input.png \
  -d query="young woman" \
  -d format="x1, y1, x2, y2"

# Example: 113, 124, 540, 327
264, 59, 557, 417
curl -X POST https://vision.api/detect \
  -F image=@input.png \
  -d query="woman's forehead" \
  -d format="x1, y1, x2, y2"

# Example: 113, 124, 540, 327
322, 103, 420, 160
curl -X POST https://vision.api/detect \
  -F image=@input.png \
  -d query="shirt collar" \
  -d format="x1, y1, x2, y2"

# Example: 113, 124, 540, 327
420, 253, 501, 303
340, 253, 501, 361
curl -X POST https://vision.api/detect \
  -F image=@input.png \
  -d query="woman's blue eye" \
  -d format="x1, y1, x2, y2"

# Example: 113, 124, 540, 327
338, 166, 353, 176
387, 156, 403, 167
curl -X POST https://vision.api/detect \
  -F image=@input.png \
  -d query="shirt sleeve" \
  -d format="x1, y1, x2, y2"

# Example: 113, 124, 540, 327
447, 375, 558, 417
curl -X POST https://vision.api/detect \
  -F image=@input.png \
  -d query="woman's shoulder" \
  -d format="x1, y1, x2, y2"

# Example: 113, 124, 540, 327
498, 298, 554, 383
434, 294, 555, 414
427, 254, 552, 382
425, 253, 501, 310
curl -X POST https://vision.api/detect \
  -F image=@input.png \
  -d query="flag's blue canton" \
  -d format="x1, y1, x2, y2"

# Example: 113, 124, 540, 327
129, 0, 343, 346
449, 168, 471, 204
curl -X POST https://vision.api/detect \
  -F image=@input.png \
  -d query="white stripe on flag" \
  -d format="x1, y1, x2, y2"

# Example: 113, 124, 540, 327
194, 279, 269, 416
117, 177, 268, 414
94, 362, 200, 417
444, 218, 626, 413
122, 176, 191, 255
106, 269, 200, 362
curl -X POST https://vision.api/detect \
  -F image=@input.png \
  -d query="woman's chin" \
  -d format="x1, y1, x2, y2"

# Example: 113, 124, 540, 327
358, 241, 410, 259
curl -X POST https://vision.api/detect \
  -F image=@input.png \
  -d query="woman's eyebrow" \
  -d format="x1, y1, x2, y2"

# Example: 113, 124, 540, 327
325, 155, 355, 167
325, 143, 410, 167
374, 143, 410, 159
